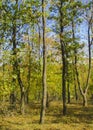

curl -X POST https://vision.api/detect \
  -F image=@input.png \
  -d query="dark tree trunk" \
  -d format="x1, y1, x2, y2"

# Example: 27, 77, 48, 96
72, 20, 78, 102
12, 0, 25, 114
46, 92, 49, 108
40, 0, 47, 124
17, 69, 25, 115
60, 0, 67, 115
10, 92, 16, 105
67, 82, 70, 104
74, 83, 78, 101
65, 43, 70, 104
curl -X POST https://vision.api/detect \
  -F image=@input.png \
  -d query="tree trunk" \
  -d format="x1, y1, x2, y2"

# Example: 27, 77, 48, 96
67, 82, 70, 104
25, 89, 29, 104
10, 92, 16, 105
40, 0, 47, 124
46, 92, 49, 108
17, 69, 25, 115
11, 3, 17, 107
12, 0, 25, 114
60, 0, 67, 115
83, 94, 87, 107
74, 73, 78, 101
74, 8, 92, 107
26, 31, 31, 104
74, 83, 78, 101
21, 87, 25, 115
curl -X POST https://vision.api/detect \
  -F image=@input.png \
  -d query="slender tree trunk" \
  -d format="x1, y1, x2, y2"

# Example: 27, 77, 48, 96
37, 20, 41, 67
40, 0, 47, 124
26, 31, 31, 104
17, 68, 25, 115
72, 20, 84, 103
10, 61, 16, 107
83, 94, 87, 107
12, 0, 25, 114
11, 18, 17, 108
10, 92, 16, 105
37, 22, 42, 101
60, 0, 67, 115
74, 82, 78, 101
82, 20, 91, 107
67, 81, 70, 104
21, 86, 25, 115
25, 89, 29, 104
65, 44, 70, 104
74, 10, 92, 106
46, 92, 49, 108
73, 66, 78, 101
2, 54, 5, 103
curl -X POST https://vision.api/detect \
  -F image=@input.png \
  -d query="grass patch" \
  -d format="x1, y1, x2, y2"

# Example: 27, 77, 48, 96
0, 101, 93, 130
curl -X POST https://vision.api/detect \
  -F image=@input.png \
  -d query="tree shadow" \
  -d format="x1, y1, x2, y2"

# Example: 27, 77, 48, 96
51, 103, 93, 124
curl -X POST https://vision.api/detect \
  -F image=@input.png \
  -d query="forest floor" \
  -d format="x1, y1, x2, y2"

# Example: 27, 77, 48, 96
0, 101, 93, 130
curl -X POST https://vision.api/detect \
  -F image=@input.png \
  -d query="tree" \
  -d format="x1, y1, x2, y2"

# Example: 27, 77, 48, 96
40, 0, 47, 124
59, 0, 67, 115
74, 1, 93, 106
